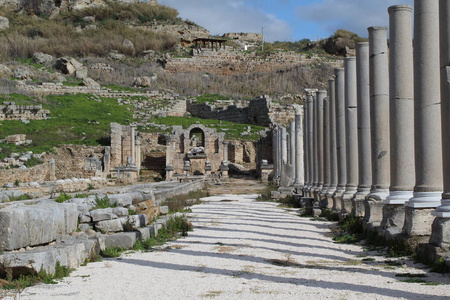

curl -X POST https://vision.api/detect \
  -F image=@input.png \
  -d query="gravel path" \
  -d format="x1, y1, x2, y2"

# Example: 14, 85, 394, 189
10, 194, 450, 300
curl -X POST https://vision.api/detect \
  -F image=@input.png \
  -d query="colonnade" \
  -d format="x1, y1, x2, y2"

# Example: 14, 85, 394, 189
274, 1, 450, 249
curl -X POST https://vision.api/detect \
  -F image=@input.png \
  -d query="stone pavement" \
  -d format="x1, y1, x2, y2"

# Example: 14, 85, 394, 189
10, 192, 450, 299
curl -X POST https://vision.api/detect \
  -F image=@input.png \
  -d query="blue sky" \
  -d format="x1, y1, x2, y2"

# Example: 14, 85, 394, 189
158, 0, 414, 42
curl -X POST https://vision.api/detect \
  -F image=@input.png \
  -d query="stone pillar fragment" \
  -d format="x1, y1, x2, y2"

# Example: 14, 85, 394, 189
326, 79, 338, 209
404, 0, 443, 237
333, 68, 346, 211
294, 113, 304, 187
302, 105, 310, 191
272, 128, 279, 180
364, 26, 390, 228
281, 126, 287, 165
289, 121, 295, 168
353, 42, 372, 216
342, 57, 359, 214
381, 5, 415, 238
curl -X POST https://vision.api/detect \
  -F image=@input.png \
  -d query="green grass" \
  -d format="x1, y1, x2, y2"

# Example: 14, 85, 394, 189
148, 116, 266, 141
100, 247, 126, 258
193, 94, 230, 104
102, 84, 139, 93
1, 261, 71, 289
0, 93, 134, 155
94, 195, 116, 209
55, 192, 72, 203
7, 194, 33, 202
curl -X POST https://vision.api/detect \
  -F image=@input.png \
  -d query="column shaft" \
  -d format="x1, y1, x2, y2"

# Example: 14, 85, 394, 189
295, 113, 304, 186
327, 79, 338, 199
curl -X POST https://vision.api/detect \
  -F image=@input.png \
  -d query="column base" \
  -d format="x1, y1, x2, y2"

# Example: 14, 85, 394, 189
313, 186, 323, 207
403, 206, 435, 237
405, 191, 442, 208
385, 190, 414, 204
380, 204, 406, 237
352, 191, 368, 217
332, 188, 344, 211
363, 197, 385, 227
325, 187, 336, 210
429, 217, 450, 251
432, 199, 450, 218
341, 188, 357, 214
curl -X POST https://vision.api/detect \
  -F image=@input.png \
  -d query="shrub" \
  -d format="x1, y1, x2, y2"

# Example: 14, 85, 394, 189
100, 246, 125, 258
94, 195, 116, 209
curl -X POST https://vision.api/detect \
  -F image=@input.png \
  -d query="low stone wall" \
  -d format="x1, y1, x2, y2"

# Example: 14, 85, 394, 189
0, 102, 50, 121
0, 163, 50, 184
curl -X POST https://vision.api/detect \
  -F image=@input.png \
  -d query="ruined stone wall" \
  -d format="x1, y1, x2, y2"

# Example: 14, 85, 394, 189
188, 96, 295, 127
223, 32, 262, 42
0, 163, 50, 184
135, 24, 210, 42
0, 102, 50, 121
164, 50, 339, 76
47, 145, 106, 179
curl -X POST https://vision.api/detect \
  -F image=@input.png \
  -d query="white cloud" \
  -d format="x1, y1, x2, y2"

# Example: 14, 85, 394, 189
159, 0, 293, 42
298, 0, 414, 37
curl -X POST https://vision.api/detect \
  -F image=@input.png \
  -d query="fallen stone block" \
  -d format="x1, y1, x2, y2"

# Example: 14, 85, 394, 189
136, 227, 150, 240
121, 214, 149, 230
113, 207, 129, 217
90, 208, 118, 222
104, 232, 139, 249
0, 201, 78, 251
95, 219, 123, 233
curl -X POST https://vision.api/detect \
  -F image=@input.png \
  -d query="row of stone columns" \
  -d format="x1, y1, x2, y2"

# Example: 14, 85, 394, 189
300, 1, 450, 248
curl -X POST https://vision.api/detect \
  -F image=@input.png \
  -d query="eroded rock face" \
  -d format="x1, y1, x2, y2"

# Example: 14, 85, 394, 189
54, 57, 83, 75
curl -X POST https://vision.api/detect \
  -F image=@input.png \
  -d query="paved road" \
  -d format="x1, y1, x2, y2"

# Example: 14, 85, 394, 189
11, 193, 450, 299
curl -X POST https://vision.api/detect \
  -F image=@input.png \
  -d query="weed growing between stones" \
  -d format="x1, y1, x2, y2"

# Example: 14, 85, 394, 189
7, 194, 33, 202
430, 258, 450, 274
100, 247, 126, 258
320, 209, 340, 221
162, 189, 209, 213
75, 193, 90, 198
0, 261, 72, 290
55, 192, 72, 203
94, 195, 117, 209
332, 215, 364, 244
255, 184, 277, 201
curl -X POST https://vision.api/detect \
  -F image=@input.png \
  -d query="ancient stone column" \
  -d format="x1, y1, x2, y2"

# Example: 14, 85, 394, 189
326, 78, 338, 209
342, 57, 359, 213
353, 42, 372, 216
302, 105, 310, 190
404, 0, 443, 237
430, 0, 450, 248
321, 96, 330, 204
312, 93, 318, 191
294, 113, 304, 187
49, 159, 56, 181
314, 90, 326, 201
272, 128, 279, 179
130, 125, 136, 165
364, 26, 390, 227
222, 141, 229, 162
104, 146, 111, 174
290, 120, 295, 169
381, 5, 415, 237
281, 126, 287, 165
333, 68, 346, 211
306, 93, 315, 196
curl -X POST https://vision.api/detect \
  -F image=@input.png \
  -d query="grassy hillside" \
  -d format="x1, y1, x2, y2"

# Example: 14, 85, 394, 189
0, 1, 180, 60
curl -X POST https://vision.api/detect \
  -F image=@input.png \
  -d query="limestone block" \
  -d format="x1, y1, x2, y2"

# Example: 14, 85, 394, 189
113, 207, 129, 217
403, 207, 435, 236
0, 201, 77, 251
136, 199, 155, 210
95, 219, 123, 233
121, 214, 148, 230
140, 206, 160, 221
429, 218, 450, 251
76, 66, 88, 79
78, 223, 92, 232
104, 232, 139, 249
79, 213, 92, 223
108, 193, 139, 206
136, 227, 150, 240
90, 208, 117, 222
0, 64, 12, 78
160, 206, 169, 214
